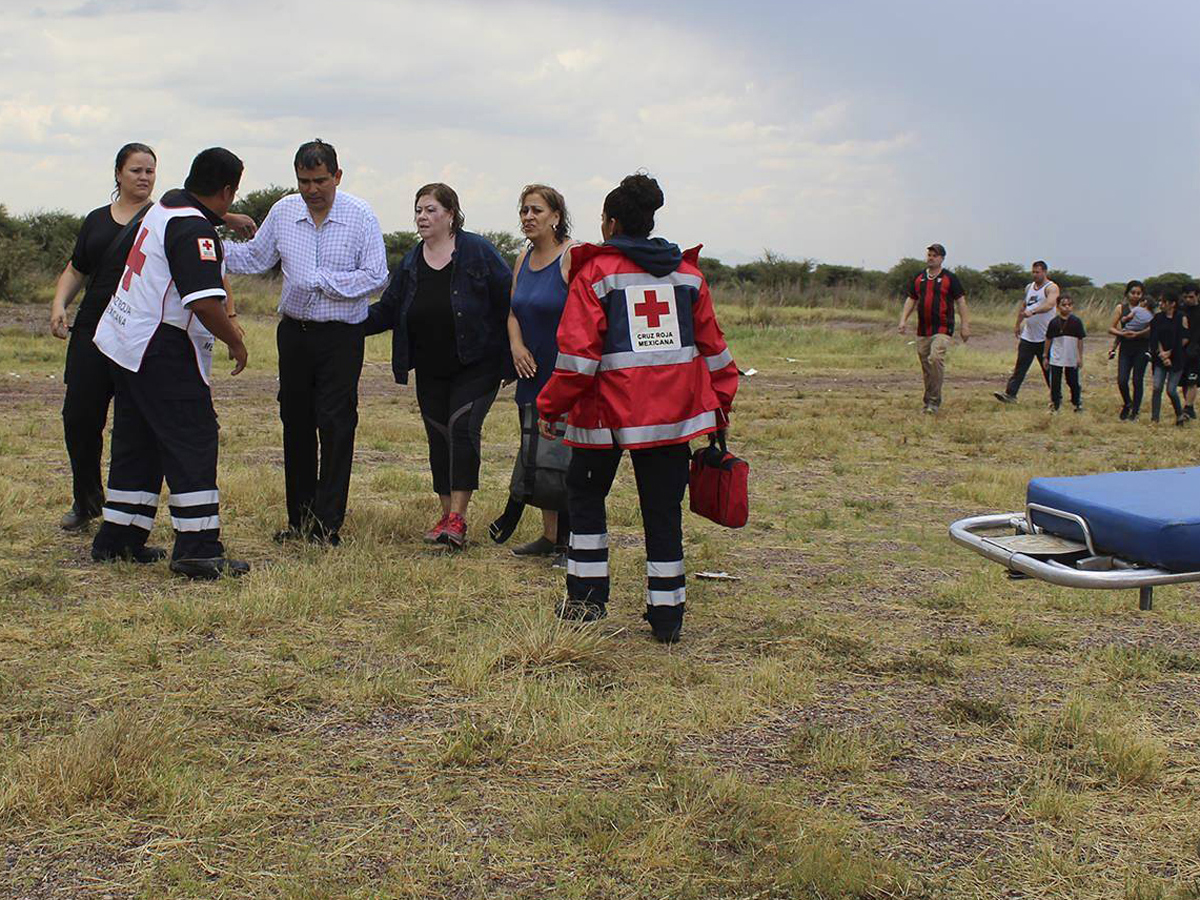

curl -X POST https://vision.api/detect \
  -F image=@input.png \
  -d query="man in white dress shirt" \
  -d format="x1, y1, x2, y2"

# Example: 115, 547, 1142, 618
223, 139, 388, 545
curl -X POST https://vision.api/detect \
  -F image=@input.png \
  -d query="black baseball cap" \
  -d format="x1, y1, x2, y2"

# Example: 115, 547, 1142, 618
927, 243, 947, 257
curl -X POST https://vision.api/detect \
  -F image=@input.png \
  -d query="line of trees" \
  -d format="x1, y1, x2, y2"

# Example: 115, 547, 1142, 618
1, 192, 1193, 305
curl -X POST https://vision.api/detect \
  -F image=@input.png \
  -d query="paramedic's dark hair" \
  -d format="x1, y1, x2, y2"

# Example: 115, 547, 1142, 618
603, 172, 664, 239
294, 139, 338, 175
184, 147, 243, 196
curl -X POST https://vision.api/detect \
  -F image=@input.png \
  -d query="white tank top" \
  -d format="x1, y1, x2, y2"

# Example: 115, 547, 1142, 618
1020, 280, 1055, 343
94, 201, 223, 384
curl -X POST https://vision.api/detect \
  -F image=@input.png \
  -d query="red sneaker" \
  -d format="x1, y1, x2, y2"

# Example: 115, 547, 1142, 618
439, 513, 467, 549
423, 512, 450, 543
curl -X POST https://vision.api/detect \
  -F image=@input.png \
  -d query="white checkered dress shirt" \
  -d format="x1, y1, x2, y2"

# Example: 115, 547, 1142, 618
223, 191, 388, 323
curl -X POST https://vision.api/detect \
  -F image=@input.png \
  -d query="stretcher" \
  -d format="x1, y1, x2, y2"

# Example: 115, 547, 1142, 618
949, 467, 1200, 610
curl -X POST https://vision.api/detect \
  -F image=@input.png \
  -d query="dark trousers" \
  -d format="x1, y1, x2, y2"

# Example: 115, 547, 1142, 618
565, 443, 690, 609
1005, 338, 1049, 398
1117, 341, 1149, 414
277, 317, 365, 537
62, 325, 114, 516
1151, 365, 1183, 420
1048, 365, 1081, 409
92, 326, 223, 561
415, 363, 500, 495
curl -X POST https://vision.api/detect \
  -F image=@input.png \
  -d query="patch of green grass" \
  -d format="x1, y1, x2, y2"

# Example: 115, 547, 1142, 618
1021, 695, 1166, 785
787, 724, 897, 778
944, 695, 1009, 727
1004, 621, 1067, 650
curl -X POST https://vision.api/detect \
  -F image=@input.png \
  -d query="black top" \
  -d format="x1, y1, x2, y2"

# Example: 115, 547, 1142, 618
1150, 310, 1186, 370
407, 252, 459, 376
1183, 302, 1200, 360
70, 205, 133, 333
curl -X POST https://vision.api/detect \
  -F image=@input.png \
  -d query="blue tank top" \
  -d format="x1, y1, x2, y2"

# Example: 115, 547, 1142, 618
511, 247, 568, 405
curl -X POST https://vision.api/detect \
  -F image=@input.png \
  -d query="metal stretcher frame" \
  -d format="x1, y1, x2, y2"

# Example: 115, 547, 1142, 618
949, 503, 1200, 611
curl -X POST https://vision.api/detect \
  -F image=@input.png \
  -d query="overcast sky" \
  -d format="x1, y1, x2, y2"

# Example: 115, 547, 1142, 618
1, 0, 1196, 283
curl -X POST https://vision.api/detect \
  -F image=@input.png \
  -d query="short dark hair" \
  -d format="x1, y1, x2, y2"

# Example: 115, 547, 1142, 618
1125, 279, 1145, 296
184, 147, 243, 196
1057, 292, 1072, 304
415, 183, 465, 233
1032, 260, 1048, 271
112, 142, 156, 200
520, 184, 571, 242
294, 139, 338, 175
1182, 282, 1200, 294
603, 172, 664, 239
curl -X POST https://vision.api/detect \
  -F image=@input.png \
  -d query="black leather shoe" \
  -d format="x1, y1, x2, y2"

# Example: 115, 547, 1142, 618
512, 536, 555, 557
92, 545, 167, 564
273, 526, 305, 543
169, 557, 251, 580
61, 504, 100, 532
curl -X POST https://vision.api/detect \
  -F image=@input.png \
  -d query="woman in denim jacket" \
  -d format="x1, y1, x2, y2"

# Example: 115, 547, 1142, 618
365, 183, 513, 548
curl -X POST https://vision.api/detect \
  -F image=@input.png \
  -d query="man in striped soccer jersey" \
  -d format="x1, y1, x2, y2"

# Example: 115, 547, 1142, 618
898, 243, 971, 413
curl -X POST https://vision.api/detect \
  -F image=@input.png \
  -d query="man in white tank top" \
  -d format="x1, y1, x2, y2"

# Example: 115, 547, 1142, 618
994, 260, 1059, 403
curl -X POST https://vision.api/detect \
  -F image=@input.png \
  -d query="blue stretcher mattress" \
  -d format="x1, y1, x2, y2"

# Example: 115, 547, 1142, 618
1027, 467, 1200, 572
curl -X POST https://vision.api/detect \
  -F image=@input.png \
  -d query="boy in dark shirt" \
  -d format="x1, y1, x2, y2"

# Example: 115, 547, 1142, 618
1043, 293, 1086, 412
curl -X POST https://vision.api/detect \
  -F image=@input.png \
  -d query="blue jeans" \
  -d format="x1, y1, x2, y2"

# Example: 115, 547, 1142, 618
1151, 365, 1183, 420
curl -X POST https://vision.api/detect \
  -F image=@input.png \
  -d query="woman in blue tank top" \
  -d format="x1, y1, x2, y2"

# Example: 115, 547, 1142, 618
490, 185, 575, 560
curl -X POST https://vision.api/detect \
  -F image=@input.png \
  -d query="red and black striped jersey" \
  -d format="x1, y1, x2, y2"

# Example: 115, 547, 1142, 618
907, 268, 965, 336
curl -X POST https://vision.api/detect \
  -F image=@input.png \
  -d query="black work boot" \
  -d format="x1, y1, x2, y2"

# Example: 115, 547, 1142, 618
644, 605, 685, 644
92, 544, 167, 564
169, 557, 250, 580
557, 595, 606, 622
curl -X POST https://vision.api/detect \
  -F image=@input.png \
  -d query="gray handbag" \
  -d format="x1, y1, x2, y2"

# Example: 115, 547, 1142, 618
509, 404, 570, 511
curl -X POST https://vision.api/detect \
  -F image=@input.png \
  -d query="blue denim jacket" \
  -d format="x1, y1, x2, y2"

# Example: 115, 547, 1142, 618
365, 231, 513, 384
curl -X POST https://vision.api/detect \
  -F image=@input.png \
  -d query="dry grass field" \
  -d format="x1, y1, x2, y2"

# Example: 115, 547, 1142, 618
1, 279, 1199, 899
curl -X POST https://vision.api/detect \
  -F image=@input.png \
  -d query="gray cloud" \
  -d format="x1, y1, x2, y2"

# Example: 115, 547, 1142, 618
2, 0, 1195, 281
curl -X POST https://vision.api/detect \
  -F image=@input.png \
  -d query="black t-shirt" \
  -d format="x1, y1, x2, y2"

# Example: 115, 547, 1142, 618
407, 253, 460, 375
1150, 311, 1184, 369
1182, 302, 1200, 359
70, 205, 135, 333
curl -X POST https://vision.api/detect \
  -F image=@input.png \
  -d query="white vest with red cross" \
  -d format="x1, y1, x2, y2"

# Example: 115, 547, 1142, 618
93, 201, 225, 385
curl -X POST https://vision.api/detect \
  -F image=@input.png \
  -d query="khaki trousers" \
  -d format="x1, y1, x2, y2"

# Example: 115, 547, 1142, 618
917, 333, 952, 408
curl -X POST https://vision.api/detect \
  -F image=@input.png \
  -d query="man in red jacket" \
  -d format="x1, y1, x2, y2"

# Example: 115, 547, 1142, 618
538, 173, 737, 643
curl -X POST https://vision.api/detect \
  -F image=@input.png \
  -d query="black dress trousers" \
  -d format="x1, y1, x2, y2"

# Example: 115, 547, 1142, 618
62, 324, 115, 516
276, 316, 365, 538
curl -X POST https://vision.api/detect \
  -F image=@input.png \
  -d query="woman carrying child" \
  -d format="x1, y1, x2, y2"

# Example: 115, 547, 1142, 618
1107, 280, 1153, 421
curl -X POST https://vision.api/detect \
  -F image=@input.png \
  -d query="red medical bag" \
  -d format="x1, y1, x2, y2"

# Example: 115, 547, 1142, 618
688, 431, 749, 528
